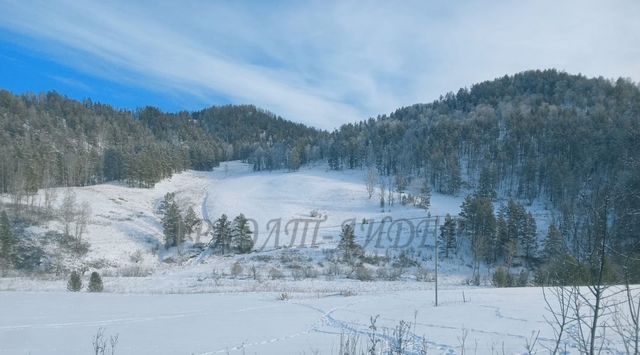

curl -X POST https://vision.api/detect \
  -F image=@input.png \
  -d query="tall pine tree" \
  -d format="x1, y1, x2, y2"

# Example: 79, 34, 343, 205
160, 193, 184, 248
520, 212, 537, 267
0, 211, 16, 269
543, 224, 564, 262
211, 214, 232, 254
337, 224, 363, 265
231, 214, 254, 254
438, 214, 456, 258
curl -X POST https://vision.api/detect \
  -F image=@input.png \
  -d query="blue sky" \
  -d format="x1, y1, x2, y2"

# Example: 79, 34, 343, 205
0, 1, 638, 129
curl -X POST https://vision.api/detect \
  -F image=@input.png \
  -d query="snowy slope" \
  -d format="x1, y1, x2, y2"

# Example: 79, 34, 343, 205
1, 162, 633, 354
0, 286, 631, 355
3, 161, 467, 276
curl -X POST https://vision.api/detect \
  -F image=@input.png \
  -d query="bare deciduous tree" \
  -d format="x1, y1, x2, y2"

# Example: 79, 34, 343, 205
366, 168, 377, 199
378, 180, 386, 209
613, 281, 640, 354
59, 189, 77, 236
543, 285, 575, 354
74, 201, 91, 249
92, 327, 119, 355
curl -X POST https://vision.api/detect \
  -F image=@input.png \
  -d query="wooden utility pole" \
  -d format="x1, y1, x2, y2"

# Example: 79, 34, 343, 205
434, 215, 440, 307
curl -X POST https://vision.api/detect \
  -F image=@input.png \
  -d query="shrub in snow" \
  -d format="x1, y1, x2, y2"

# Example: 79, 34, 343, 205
414, 266, 431, 282
303, 266, 319, 279
492, 267, 512, 287
291, 267, 304, 280
492, 267, 529, 287
230, 261, 243, 278
248, 264, 260, 280
376, 267, 389, 281
339, 289, 356, 297
268, 267, 284, 280
88, 271, 104, 292
355, 265, 374, 281
67, 271, 82, 291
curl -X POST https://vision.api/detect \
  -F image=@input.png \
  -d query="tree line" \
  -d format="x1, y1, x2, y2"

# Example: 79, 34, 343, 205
0, 91, 326, 200
326, 70, 640, 280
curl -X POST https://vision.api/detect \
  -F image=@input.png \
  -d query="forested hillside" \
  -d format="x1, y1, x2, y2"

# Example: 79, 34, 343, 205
2, 70, 639, 280
193, 105, 328, 170
0, 91, 325, 198
327, 69, 640, 276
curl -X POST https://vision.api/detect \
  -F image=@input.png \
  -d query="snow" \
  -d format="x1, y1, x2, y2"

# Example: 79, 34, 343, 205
1, 161, 592, 354
1, 161, 467, 273
0, 287, 571, 354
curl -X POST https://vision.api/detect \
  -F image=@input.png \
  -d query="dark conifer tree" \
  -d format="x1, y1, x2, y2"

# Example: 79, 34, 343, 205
543, 224, 565, 262
67, 271, 82, 292
439, 214, 457, 258
231, 214, 254, 254
211, 214, 232, 254
337, 224, 363, 265
160, 193, 184, 248
0, 211, 15, 269
88, 271, 104, 292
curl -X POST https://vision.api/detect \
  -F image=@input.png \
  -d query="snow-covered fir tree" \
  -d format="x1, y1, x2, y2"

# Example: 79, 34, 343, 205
211, 214, 232, 254
231, 214, 254, 254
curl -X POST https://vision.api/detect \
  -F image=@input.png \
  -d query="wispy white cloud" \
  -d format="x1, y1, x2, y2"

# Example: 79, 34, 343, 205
0, 0, 638, 129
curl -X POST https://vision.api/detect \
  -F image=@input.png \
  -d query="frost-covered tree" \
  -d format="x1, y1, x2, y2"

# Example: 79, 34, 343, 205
0, 211, 15, 269
459, 195, 496, 279
543, 224, 565, 262
88, 271, 104, 292
418, 178, 431, 210
365, 168, 377, 199
59, 190, 77, 236
160, 193, 184, 248
67, 271, 82, 291
337, 224, 363, 265
521, 212, 538, 267
74, 201, 91, 251
477, 166, 497, 200
183, 206, 200, 238
232, 214, 254, 254
211, 214, 232, 254
439, 214, 456, 258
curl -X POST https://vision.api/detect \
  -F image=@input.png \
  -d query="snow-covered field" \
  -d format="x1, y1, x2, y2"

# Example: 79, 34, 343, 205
0, 287, 562, 355
2, 162, 604, 354
1, 161, 471, 285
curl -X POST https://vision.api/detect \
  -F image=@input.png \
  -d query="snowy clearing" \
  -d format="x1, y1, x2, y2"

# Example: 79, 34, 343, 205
0, 286, 576, 355
1, 162, 602, 354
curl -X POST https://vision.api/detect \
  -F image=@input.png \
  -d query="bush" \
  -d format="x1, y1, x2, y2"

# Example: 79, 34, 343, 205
516, 270, 529, 287
414, 266, 431, 282
291, 267, 304, 280
117, 265, 153, 277
303, 266, 318, 279
268, 267, 284, 280
492, 267, 530, 287
53, 231, 90, 257
88, 271, 104, 292
230, 261, 243, 278
534, 255, 595, 286
376, 267, 389, 280
492, 267, 513, 287
248, 265, 260, 280
67, 271, 82, 291
355, 265, 374, 281
391, 251, 418, 268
